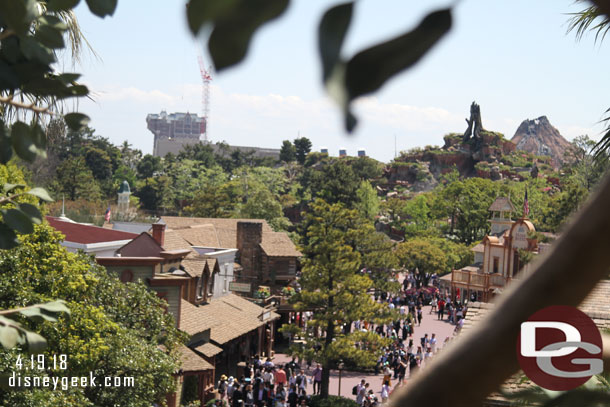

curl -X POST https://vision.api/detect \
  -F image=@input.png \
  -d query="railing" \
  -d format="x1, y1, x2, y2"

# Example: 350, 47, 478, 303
489, 273, 507, 287
451, 270, 508, 289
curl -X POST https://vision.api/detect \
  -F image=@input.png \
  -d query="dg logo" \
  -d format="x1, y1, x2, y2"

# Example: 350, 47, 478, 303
517, 305, 603, 391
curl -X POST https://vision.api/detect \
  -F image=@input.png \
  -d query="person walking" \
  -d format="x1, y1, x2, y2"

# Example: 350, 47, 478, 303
381, 380, 391, 404
311, 364, 322, 395
438, 298, 445, 320
356, 383, 369, 406
430, 333, 437, 353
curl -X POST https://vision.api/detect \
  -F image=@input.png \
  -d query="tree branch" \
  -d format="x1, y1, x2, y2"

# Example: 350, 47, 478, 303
389, 171, 610, 407
0, 303, 45, 316
0, 95, 55, 115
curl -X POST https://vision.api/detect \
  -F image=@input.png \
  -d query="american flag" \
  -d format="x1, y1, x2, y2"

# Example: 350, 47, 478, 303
104, 205, 111, 222
523, 189, 529, 217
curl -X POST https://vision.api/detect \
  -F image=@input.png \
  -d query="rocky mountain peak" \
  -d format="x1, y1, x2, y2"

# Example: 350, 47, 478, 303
511, 116, 571, 168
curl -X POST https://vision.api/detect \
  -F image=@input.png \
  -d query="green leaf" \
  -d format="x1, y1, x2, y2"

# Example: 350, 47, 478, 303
1, 37, 22, 64
25, 187, 53, 202
0, 223, 19, 249
19, 203, 42, 224
344, 8, 452, 101
0, 325, 20, 349
0, 0, 38, 35
318, 2, 353, 83
65, 84, 89, 98
38, 300, 70, 315
0, 123, 12, 164
38, 15, 69, 30
208, 0, 289, 71
57, 73, 81, 84
85, 0, 117, 18
0, 60, 20, 91
24, 330, 47, 352
186, 0, 240, 35
64, 112, 90, 131
19, 307, 58, 322
19, 37, 56, 65
2, 208, 34, 234
11, 121, 44, 162
3, 183, 26, 193
46, 0, 81, 12
35, 24, 65, 49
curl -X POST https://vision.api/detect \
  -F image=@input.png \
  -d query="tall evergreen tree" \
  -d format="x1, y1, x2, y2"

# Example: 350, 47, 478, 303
284, 199, 394, 397
294, 137, 312, 165
280, 140, 296, 162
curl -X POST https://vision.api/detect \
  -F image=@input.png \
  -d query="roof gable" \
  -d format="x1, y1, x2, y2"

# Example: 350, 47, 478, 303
488, 197, 516, 212
118, 232, 162, 257
161, 216, 301, 258
180, 294, 279, 344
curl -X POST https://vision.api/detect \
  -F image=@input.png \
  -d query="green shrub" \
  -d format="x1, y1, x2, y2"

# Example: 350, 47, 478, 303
309, 395, 359, 407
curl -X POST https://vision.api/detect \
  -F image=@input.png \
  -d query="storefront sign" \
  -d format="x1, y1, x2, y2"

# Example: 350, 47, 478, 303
513, 225, 528, 249
229, 282, 251, 293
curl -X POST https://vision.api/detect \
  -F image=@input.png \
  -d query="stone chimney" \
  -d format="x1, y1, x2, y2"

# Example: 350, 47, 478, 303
237, 221, 262, 282
152, 220, 166, 247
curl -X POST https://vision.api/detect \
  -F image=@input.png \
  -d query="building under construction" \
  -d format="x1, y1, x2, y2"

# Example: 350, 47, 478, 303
146, 111, 205, 157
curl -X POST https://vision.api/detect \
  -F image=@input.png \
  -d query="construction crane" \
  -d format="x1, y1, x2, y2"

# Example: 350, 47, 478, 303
198, 56, 212, 141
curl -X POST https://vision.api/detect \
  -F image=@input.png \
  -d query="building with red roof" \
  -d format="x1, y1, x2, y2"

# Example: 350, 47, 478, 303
46, 216, 138, 257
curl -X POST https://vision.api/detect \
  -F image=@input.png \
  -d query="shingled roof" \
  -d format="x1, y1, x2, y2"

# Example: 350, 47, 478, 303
160, 216, 301, 258
461, 279, 610, 405
260, 231, 302, 257
180, 294, 280, 345
179, 345, 214, 372
193, 342, 223, 358
488, 197, 516, 213
181, 256, 218, 278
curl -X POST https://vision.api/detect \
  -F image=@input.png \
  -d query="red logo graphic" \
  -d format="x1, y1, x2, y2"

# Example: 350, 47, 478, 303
516, 305, 603, 391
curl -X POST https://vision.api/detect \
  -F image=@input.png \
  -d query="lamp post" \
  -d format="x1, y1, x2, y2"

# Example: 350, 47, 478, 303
338, 360, 345, 396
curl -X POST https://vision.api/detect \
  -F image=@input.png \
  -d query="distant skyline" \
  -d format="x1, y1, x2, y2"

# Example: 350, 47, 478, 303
67, 0, 610, 162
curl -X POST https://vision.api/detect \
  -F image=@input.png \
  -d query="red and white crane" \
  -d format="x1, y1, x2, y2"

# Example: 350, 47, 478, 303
198, 56, 212, 141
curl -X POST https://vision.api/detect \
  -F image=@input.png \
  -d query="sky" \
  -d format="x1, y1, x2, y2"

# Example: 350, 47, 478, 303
63, 0, 610, 162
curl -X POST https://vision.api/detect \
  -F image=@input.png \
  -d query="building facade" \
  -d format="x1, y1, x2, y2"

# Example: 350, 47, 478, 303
450, 197, 546, 302
147, 111, 205, 157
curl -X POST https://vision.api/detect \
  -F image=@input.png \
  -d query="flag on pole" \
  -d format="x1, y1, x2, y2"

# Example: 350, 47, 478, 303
104, 205, 111, 222
523, 189, 529, 217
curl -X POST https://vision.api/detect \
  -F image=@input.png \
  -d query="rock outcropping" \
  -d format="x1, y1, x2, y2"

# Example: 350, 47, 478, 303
511, 116, 571, 168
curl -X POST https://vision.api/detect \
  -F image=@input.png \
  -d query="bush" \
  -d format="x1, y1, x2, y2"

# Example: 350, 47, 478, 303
205, 399, 228, 407
309, 395, 358, 407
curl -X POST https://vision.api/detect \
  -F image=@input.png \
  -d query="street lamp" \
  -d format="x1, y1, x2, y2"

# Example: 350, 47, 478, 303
337, 360, 345, 396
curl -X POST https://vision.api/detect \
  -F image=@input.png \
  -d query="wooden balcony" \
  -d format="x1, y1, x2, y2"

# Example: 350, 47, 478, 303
451, 270, 508, 291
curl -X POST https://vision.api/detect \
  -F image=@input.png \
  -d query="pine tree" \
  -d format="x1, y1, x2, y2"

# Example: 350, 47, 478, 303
283, 199, 394, 397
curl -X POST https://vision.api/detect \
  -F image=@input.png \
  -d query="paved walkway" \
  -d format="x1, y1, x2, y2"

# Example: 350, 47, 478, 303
274, 305, 456, 401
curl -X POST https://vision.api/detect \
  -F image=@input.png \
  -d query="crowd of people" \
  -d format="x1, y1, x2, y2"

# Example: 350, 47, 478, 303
214, 355, 322, 407
350, 270, 469, 406
212, 270, 469, 407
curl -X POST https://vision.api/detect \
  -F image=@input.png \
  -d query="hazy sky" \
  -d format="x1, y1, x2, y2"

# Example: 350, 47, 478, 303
65, 0, 610, 162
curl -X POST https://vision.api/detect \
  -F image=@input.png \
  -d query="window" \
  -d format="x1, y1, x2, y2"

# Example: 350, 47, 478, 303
493, 257, 499, 274
196, 277, 204, 300
223, 263, 229, 292
208, 271, 215, 297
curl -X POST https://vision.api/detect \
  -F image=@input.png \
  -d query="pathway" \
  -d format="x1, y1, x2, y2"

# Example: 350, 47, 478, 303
273, 305, 456, 401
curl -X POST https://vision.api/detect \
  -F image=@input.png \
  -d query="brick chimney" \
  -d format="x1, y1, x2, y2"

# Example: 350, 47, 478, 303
237, 221, 262, 282
152, 220, 166, 247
